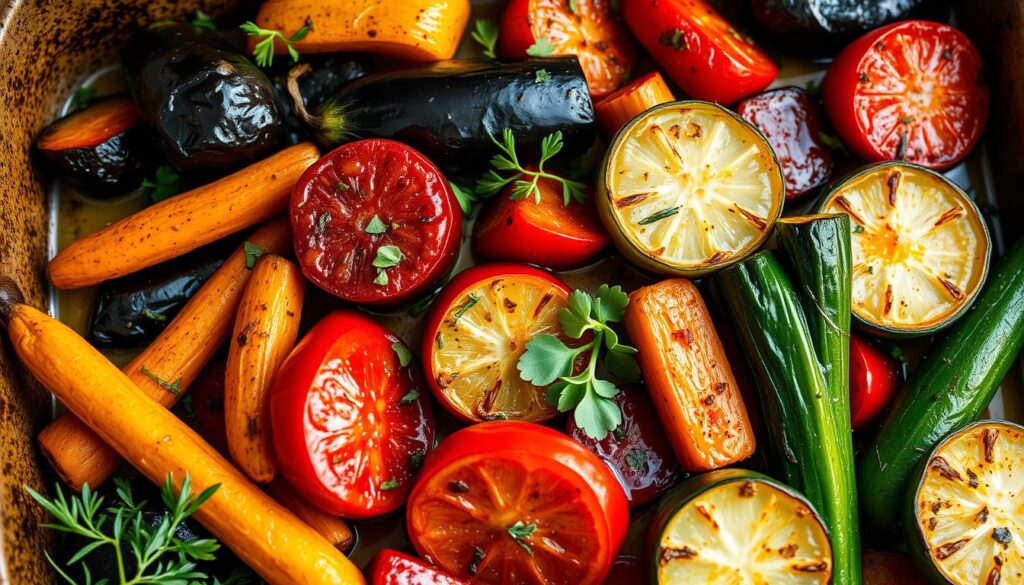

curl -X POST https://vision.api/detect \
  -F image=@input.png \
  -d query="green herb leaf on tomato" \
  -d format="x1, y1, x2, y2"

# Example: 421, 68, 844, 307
243, 241, 265, 269
317, 211, 332, 233
373, 245, 403, 268
240, 17, 313, 67
507, 521, 537, 556
379, 478, 401, 491
399, 388, 421, 405
392, 342, 413, 368
526, 36, 556, 57
364, 214, 388, 234
409, 450, 425, 471
476, 128, 587, 206
471, 18, 499, 59
658, 28, 687, 51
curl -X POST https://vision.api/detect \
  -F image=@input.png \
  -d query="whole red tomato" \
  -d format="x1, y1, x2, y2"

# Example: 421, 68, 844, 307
823, 20, 989, 170
622, 0, 777, 104
406, 421, 629, 585
498, 0, 636, 97
849, 335, 901, 430
366, 549, 466, 585
270, 311, 434, 519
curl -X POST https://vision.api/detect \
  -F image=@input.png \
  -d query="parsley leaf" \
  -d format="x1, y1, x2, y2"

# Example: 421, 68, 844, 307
240, 17, 313, 67
450, 181, 480, 215
535, 68, 551, 84
74, 86, 96, 110
507, 521, 537, 556
392, 342, 413, 368
476, 128, 587, 206
191, 10, 216, 31
568, 0, 579, 13
373, 271, 389, 286
379, 478, 401, 491
518, 336, 577, 386
471, 18, 500, 59
364, 214, 388, 234
526, 36, 556, 57
243, 241, 265, 269
373, 245, 403, 268
142, 165, 180, 204
399, 387, 421, 405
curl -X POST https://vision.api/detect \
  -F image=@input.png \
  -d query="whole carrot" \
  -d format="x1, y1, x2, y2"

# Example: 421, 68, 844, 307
0, 278, 366, 585
266, 479, 355, 553
38, 219, 291, 491
594, 72, 674, 138
48, 142, 318, 289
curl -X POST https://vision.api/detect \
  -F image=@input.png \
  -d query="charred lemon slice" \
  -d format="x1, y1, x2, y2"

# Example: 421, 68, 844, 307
820, 162, 990, 336
907, 421, 1024, 585
421, 264, 572, 423
650, 469, 832, 584
598, 101, 784, 276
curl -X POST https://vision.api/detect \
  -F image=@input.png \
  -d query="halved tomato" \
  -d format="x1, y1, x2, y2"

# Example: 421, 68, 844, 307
497, 0, 636, 97
473, 173, 609, 269
566, 386, 683, 507
822, 20, 989, 170
849, 335, 901, 430
407, 421, 629, 584
421, 264, 575, 423
291, 139, 461, 305
269, 311, 434, 519
367, 549, 467, 585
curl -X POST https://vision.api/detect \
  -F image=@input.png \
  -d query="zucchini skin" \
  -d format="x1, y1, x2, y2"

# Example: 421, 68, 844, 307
312, 58, 595, 171
715, 250, 859, 585
858, 237, 1024, 538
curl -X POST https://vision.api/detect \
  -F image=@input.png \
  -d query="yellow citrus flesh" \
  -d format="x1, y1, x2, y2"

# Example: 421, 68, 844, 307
822, 163, 989, 333
603, 102, 783, 275
658, 479, 832, 584
429, 275, 569, 422
914, 423, 1024, 585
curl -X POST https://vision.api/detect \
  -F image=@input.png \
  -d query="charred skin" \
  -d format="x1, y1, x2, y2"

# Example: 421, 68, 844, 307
270, 54, 373, 145
124, 23, 283, 173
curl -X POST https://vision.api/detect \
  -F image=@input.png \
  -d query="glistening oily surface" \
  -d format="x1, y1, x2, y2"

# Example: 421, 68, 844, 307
45, 1, 1021, 571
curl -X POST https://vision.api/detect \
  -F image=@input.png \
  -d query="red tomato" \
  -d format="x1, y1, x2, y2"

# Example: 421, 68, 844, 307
473, 172, 609, 269
270, 311, 434, 519
421, 263, 576, 424
367, 549, 466, 585
566, 386, 682, 507
622, 0, 777, 104
822, 20, 989, 170
291, 139, 461, 305
849, 335, 901, 430
603, 556, 645, 584
498, 0, 636, 97
407, 421, 629, 585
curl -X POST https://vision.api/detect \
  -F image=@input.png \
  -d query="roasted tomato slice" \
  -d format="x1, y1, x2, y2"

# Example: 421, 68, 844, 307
849, 335, 901, 430
270, 311, 434, 518
367, 549, 467, 585
421, 264, 575, 423
407, 421, 629, 585
498, 0, 636, 97
566, 386, 683, 507
823, 20, 989, 170
473, 173, 609, 269
622, 0, 777, 104
291, 139, 461, 305
736, 87, 834, 200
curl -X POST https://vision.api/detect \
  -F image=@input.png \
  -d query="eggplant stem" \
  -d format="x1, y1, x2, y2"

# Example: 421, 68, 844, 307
0, 276, 24, 326
287, 63, 322, 130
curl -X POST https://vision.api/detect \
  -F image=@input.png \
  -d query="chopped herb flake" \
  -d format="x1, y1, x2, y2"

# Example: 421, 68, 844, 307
379, 478, 401, 491
638, 206, 680, 225
658, 28, 686, 51
452, 294, 480, 327
317, 212, 332, 233
373, 270, 389, 286
409, 450, 425, 471
534, 68, 551, 84
625, 448, 650, 473
364, 215, 388, 234
373, 245, 403, 269
507, 521, 537, 556
526, 37, 556, 57
392, 342, 413, 367
191, 10, 216, 31
141, 309, 166, 323
74, 86, 97, 110
140, 366, 181, 396
399, 388, 421, 405
243, 241, 265, 269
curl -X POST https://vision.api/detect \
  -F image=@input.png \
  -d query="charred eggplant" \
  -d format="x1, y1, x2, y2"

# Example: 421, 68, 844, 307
288, 57, 596, 171
124, 23, 283, 173
35, 96, 148, 197
271, 54, 373, 144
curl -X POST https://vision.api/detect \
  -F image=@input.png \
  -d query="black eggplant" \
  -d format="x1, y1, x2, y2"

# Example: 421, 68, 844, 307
288, 57, 596, 171
271, 54, 374, 144
124, 23, 283, 173
89, 250, 225, 348
35, 96, 149, 198
751, 0, 947, 55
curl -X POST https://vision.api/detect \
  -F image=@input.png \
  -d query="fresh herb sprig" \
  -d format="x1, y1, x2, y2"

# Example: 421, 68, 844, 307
477, 129, 587, 206
191, 10, 216, 31
470, 19, 499, 59
141, 165, 180, 205
517, 285, 639, 439
240, 17, 313, 67
25, 473, 221, 585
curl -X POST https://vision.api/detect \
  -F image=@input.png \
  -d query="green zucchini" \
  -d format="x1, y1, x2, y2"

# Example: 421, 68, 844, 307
904, 420, 1024, 585
715, 248, 859, 585
858, 237, 1024, 538
648, 468, 833, 584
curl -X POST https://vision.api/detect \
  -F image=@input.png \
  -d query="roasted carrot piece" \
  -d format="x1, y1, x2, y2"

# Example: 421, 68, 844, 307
266, 479, 355, 553
623, 278, 755, 471
48, 142, 319, 289
225, 255, 304, 483
249, 0, 470, 62
0, 278, 366, 585
594, 71, 674, 138
38, 219, 291, 491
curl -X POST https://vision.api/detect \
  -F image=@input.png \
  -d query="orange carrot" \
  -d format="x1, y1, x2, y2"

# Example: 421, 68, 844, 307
225, 255, 304, 483
249, 0, 470, 61
266, 479, 355, 553
624, 278, 755, 471
594, 72, 675, 138
0, 279, 366, 585
48, 143, 318, 289
38, 220, 291, 491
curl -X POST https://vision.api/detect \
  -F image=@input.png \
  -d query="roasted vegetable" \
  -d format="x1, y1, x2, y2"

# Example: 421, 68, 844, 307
648, 469, 833, 584
624, 278, 756, 472
49, 143, 318, 289
89, 248, 227, 348
35, 96, 149, 197
906, 420, 1024, 585
0, 277, 367, 585
124, 23, 283, 173
857, 237, 1024, 538
288, 57, 595, 171
594, 71, 674, 139
271, 54, 373, 144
